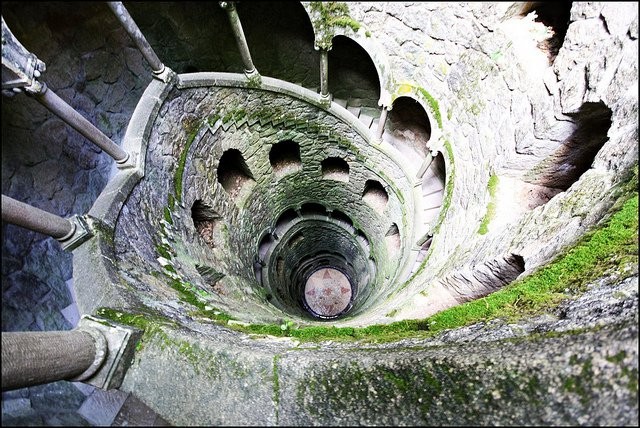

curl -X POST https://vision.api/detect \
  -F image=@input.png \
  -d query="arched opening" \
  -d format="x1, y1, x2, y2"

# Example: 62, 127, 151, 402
274, 208, 299, 235
328, 35, 381, 109
269, 140, 302, 176
258, 232, 275, 260
525, 101, 612, 199
300, 202, 327, 217
331, 209, 354, 228
362, 179, 389, 213
421, 153, 447, 225
238, 1, 320, 88
321, 157, 349, 182
519, 1, 572, 63
386, 96, 432, 162
217, 148, 255, 200
191, 200, 221, 247
385, 223, 401, 252
126, 2, 241, 73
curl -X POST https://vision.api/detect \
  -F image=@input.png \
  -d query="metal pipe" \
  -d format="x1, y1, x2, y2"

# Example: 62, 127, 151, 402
220, 2, 257, 76
1, 328, 107, 391
320, 49, 329, 99
35, 85, 129, 164
2, 195, 75, 240
107, 2, 165, 74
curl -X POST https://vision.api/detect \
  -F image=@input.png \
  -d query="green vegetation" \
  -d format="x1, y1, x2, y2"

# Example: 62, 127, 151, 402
310, 2, 362, 48
174, 123, 202, 203
478, 173, 498, 234
416, 87, 443, 129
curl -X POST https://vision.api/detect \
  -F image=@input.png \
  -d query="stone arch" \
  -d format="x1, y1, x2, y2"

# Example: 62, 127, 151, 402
274, 208, 299, 235
125, 2, 241, 73
387, 96, 432, 160
191, 199, 221, 248
237, 1, 320, 87
385, 223, 401, 252
328, 35, 381, 109
525, 101, 613, 200
362, 179, 388, 213
518, 1, 572, 63
269, 140, 302, 176
331, 209, 354, 228
258, 232, 276, 260
217, 148, 255, 200
300, 202, 327, 217
321, 156, 349, 182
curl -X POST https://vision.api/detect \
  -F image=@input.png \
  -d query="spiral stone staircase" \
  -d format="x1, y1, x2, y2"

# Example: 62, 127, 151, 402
1, 1, 638, 426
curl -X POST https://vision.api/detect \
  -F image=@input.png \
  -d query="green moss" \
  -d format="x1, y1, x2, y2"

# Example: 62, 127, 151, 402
605, 350, 627, 364
478, 173, 498, 235
163, 207, 173, 225
222, 108, 247, 124
156, 244, 172, 260
310, 2, 362, 48
416, 87, 443, 129
174, 123, 203, 203
167, 193, 175, 210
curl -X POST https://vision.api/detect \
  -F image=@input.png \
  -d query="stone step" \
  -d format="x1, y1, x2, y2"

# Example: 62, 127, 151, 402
360, 106, 381, 120
423, 205, 442, 216
333, 98, 348, 108
422, 187, 444, 197
359, 113, 374, 128
423, 194, 443, 209
347, 106, 361, 118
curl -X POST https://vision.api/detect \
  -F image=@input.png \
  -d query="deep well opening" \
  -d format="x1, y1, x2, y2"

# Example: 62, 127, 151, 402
526, 101, 613, 191
262, 202, 370, 320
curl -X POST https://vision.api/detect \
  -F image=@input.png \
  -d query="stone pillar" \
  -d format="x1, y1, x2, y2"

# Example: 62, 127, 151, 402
220, 1, 259, 79
1, 16, 131, 167
107, 2, 173, 83
1, 328, 107, 391
2, 194, 76, 241
416, 151, 436, 179
320, 48, 330, 101
376, 106, 389, 140
35, 84, 130, 165
1, 195, 93, 250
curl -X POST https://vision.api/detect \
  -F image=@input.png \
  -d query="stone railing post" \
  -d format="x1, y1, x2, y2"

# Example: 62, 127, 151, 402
1, 195, 92, 250
219, 1, 259, 79
106, 2, 174, 83
416, 150, 437, 179
1, 16, 131, 167
1, 316, 142, 391
376, 106, 389, 140
319, 48, 330, 102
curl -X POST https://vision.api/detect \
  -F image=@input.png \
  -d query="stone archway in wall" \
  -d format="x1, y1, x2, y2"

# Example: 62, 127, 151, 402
125, 1, 241, 73
238, 0, 320, 87
328, 34, 381, 110
386, 96, 433, 164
